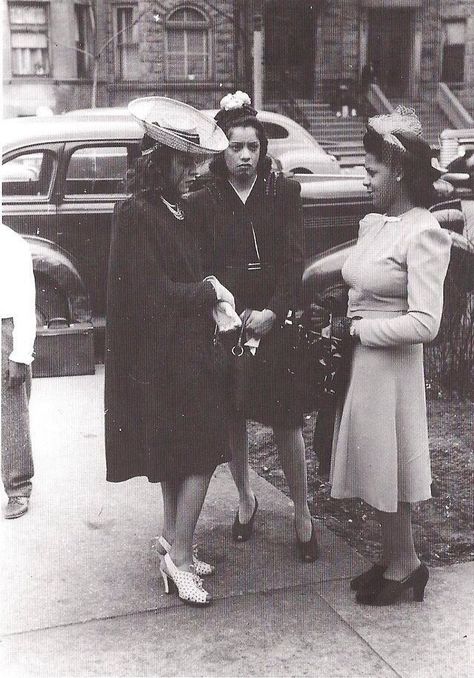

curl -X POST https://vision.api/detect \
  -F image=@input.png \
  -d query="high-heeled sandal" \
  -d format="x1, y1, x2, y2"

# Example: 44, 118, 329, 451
356, 563, 429, 606
350, 563, 387, 591
295, 519, 320, 562
160, 553, 211, 607
155, 536, 215, 577
232, 496, 258, 542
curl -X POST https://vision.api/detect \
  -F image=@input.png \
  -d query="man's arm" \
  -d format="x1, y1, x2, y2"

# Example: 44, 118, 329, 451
8, 240, 36, 387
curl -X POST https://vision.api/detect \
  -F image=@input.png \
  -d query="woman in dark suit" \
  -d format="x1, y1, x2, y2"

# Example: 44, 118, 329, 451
105, 97, 234, 606
186, 92, 318, 561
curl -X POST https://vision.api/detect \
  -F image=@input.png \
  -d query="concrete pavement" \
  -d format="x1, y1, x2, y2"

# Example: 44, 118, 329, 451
0, 367, 472, 677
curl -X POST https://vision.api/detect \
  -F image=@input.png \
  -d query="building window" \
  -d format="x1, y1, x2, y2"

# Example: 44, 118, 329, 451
9, 2, 50, 76
165, 6, 211, 81
115, 5, 139, 80
75, 3, 93, 78
441, 20, 466, 85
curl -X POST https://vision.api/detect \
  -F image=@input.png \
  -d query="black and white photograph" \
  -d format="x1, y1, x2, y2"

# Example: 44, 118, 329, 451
1, 1, 473, 676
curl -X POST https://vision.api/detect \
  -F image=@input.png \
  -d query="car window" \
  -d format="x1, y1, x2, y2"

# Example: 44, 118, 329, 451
2, 151, 56, 198
263, 122, 289, 139
65, 146, 130, 196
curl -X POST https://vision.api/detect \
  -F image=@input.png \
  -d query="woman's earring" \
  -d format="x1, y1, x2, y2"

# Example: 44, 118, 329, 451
396, 176, 402, 182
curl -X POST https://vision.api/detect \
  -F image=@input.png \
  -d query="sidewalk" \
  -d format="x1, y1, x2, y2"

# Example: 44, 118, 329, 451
0, 367, 472, 677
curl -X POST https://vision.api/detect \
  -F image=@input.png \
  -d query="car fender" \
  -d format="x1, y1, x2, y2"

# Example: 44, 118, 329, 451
277, 148, 341, 175
302, 223, 474, 308
24, 235, 92, 323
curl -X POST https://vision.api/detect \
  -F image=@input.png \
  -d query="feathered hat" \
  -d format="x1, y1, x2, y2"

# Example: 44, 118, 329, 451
366, 106, 446, 178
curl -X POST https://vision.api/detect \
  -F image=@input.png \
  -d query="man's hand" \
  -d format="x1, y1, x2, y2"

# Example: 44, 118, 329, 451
244, 309, 276, 338
6, 361, 29, 389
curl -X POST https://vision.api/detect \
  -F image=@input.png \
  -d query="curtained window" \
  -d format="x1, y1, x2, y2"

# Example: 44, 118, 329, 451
165, 6, 211, 81
9, 2, 50, 76
75, 3, 93, 78
441, 20, 466, 85
115, 5, 139, 80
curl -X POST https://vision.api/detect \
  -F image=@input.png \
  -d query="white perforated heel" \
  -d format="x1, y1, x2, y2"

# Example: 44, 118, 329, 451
155, 536, 215, 577
161, 553, 211, 607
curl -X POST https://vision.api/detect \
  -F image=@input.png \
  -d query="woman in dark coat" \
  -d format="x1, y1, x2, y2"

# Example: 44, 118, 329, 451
186, 92, 319, 561
105, 96, 234, 606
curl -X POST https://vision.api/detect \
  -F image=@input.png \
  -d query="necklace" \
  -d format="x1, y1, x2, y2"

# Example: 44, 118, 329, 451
161, 196, 184, 220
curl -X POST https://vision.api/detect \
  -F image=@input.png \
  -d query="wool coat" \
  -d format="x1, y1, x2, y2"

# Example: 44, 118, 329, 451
105, 194, 231, 483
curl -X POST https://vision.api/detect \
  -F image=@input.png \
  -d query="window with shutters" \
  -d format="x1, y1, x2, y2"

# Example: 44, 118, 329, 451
165, 6, 211, 81
9, 2, 50, 76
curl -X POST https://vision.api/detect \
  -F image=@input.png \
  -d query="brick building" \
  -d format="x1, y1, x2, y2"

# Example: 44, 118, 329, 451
2, 0, 474, 119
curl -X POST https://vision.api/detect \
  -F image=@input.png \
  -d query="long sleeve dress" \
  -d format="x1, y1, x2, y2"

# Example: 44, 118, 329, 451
185, 171, 304, 426
330, 208, 451, 512
105, 194, 231, 483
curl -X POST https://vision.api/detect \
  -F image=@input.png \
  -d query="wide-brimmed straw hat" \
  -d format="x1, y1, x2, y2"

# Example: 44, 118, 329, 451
128, 96, 228, 156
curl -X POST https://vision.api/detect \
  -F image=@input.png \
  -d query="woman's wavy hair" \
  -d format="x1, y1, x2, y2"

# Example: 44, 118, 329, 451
125, 135, 178, 202
209, 117, 271, 178
363, 127, 437, 208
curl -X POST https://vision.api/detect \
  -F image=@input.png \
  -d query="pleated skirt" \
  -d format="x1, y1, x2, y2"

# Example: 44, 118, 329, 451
330, 319, 432, 513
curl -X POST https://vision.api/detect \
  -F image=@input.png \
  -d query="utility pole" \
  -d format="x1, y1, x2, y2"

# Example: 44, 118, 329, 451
252, 0, 264, 109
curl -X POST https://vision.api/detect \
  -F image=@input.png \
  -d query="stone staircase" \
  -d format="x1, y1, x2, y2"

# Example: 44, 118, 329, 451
269, 99, 366, 168
270, 91, 454, 170
438, 83, 474, 125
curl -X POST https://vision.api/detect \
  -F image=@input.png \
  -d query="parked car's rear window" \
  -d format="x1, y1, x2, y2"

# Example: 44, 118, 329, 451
263, 122, 290, 139
2, 151, 56, 198
65, 145, 129, 196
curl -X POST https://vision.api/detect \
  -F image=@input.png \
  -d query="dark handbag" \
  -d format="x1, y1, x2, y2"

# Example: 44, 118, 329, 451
283, 313, 348, 413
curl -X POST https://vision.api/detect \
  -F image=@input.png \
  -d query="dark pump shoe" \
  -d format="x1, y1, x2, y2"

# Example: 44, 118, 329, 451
296, 520, 320, 562
350, 563, 387, 591
232, 496, 258, 542
4, 496, 29, 519
356, 563, 429, 606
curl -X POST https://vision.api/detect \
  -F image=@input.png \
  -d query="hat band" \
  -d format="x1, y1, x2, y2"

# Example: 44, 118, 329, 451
155, 123, 200, 146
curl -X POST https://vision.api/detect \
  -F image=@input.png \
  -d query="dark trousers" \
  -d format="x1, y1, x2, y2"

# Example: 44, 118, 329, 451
1, 319, 34, 497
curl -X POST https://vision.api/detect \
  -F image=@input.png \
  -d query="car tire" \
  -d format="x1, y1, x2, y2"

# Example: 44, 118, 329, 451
35, 276, 69, 327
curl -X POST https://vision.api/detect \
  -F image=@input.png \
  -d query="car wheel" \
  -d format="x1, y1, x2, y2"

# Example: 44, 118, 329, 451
35, 276, 69, 327
291, 167, 312, 174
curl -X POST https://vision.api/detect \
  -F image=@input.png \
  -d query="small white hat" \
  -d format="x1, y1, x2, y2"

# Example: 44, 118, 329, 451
128, 96, 228, 156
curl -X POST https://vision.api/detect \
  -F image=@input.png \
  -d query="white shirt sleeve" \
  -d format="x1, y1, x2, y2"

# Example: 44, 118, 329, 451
10, 243, 37, 365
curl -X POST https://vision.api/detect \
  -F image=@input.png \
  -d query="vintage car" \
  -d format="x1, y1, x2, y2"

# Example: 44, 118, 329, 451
2, 113, 474, 376
66, 106, 342, 176
1, 113, 354, 329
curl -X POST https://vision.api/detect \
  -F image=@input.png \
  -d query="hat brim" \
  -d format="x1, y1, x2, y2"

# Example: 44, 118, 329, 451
128, 96, 228, 156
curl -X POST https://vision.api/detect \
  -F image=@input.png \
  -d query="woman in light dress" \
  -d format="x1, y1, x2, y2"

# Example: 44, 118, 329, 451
330, 108, 451, 605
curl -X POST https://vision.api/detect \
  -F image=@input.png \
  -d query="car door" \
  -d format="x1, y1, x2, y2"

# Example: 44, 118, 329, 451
2, 143, 60, 242
56, 141, 139, 321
